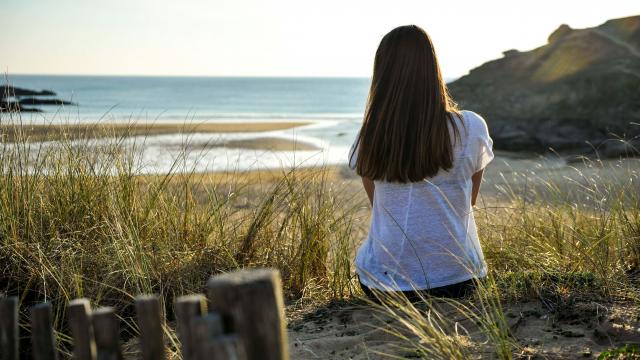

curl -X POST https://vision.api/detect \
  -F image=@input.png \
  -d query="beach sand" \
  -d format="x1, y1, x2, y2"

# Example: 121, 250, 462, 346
286, 298, 640, 359
0, 122, 318, 151
184, 136, 320, 151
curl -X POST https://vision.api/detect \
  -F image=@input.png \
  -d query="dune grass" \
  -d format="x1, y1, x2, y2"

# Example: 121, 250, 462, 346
0, 111, 362, 356
481, 157, 640, 303
1, 109, 639, 358
367, 157, 640, 359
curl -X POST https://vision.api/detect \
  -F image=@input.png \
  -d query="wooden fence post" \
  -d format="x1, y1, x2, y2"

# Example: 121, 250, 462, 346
91, 307, 122, 360
67, 298, 96, 360
175, 295, 207, 360
190, 313, 224, 360
31, 303, 58, 360
208, 334, 246, 360
135, 295, 165, 360
0, 296, 19, 360
206, 268, 288, 360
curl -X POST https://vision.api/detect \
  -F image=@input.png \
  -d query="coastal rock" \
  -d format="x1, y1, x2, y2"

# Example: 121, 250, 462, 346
600, 139, 640, 158
0, 101, 42, 112
18, 98, 76, 106
1, 85, 56, 99
1, 85, 73, 112
491, 125, 539, 150
449, 15, 640, 157
548, 24, 573, 43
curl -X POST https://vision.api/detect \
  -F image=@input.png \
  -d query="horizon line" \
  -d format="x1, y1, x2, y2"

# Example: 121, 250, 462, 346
3, 72, 372, 79
2, 72, 463, 81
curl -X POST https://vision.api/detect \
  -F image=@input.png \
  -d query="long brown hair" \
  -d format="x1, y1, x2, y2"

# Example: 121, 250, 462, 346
352, 25, 461, 183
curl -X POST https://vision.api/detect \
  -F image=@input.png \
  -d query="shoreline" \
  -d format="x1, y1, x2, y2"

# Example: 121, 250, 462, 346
0, 121, 319, 151
0, 121, 308, 139
181, 136, 321, 151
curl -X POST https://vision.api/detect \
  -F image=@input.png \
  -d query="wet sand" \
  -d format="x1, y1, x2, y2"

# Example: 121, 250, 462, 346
0, 121, 308, 141
0, 122, 317, 151
184, 137, 320, 151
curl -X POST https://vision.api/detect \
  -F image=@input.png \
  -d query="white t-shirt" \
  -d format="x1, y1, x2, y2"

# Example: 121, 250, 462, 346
349, 110, 494, 291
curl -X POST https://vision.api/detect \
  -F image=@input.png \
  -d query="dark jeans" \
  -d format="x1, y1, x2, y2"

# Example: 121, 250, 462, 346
360, 278, 477, 303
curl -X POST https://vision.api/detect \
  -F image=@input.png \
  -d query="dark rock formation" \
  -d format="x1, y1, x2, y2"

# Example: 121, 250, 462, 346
0, 102, 42, 112
18, 98, 76, 106
449, 15, 640, 157
1, 85, 74, 113
1, 85, 56, 98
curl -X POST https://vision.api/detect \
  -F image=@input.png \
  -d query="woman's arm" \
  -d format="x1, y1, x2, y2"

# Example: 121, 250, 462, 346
471, 169, 484, 206
362, 177, 375, 206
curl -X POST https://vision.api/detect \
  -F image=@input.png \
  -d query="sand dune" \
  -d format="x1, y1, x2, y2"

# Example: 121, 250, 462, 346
287, 299, 640, 359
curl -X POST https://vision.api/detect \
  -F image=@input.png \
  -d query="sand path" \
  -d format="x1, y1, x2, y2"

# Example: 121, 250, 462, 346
287, 299, 640, 359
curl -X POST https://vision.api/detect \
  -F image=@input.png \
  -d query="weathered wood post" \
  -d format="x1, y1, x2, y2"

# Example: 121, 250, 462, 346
91, 307, 122, 360
208, 334, 246, 360
0, 296, 19, 360
31, 303, 58, 360
206, 268, 288, 360
175, 295, 207, 360
190, 313, 224, 360
67, 298, 96, 360
135, 295, 165, 360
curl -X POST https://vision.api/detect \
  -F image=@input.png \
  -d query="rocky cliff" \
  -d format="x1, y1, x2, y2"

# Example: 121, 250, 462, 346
448, 15, 640, 156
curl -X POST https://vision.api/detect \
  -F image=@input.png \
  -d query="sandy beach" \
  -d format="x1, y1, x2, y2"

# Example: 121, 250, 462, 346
286, 298, 640, 359
0, 121, 320, 151
185, 136, 320, 151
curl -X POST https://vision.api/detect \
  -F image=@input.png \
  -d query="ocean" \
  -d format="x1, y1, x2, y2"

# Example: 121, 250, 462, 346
3, 75, 373, 173
5, 75, 370, 122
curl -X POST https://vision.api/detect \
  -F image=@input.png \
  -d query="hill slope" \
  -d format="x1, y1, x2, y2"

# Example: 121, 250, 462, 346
448, 15, 640, 154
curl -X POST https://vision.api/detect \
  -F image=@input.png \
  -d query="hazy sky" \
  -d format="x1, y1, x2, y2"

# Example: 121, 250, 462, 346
2, 0, 639, 78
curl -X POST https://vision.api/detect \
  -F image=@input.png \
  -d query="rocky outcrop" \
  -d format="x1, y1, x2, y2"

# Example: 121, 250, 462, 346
18, 98, 75, 106
0, 103, 42, 112
1, 86, 56, 98
1, 85, 74, 113
449, 15, 640, 157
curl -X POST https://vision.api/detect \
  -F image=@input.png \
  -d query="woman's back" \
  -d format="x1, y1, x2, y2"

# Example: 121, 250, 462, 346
350, 110, 494, 291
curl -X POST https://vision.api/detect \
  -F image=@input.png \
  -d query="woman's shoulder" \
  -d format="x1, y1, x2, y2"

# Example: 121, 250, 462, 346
457, 110, 489, 137
458, 110, 487, 126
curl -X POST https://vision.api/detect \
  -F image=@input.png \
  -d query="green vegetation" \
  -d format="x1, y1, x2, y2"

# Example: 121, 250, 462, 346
599, 345, 640, 359
0, 113, 361, 356
1, 111, 639, 358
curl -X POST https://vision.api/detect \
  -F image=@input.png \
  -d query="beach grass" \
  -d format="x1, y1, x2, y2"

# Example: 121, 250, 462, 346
1, 109, 639, 358
0, 112, 362, 356
365, 156, 640, 358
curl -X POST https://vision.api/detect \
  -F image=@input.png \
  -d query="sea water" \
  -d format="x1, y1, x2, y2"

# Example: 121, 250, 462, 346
3, 75, 371, 173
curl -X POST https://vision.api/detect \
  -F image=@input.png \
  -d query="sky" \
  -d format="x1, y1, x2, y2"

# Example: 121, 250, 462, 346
2, 0, 639, 78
